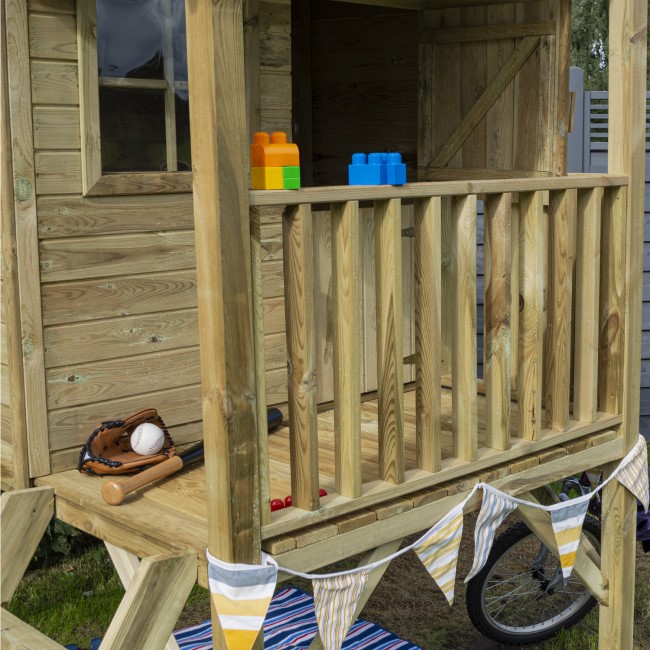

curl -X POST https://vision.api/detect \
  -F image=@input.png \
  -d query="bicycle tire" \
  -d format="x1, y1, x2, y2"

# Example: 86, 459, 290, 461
466, 519, 601, 645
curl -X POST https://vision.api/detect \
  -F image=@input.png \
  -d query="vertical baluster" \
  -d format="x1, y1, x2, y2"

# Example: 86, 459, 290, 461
451, 195, 478, 461
332, 201, 362, 497
598, 187, 627, 414
484, 193, 512, 450
510, 198, 520, 390
283, 204, 319, 510
414, 196, 442, 472
518, 191, 544, 440
375, 198, 405, 484
440, 197, 453, 380
574, 187, 603, 422
250, 207, 271, 525
544, 189, 575, 431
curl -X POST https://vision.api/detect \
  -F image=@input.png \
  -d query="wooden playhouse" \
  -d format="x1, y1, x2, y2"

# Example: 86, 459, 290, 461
1, 0, 647, 647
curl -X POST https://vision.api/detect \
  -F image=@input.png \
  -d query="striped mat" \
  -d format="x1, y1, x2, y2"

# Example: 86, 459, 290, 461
173, 587, 421, 650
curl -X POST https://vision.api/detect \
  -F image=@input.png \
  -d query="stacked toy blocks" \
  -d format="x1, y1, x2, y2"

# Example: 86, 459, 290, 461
251, 131, 301, 190
348, 152, 407, 186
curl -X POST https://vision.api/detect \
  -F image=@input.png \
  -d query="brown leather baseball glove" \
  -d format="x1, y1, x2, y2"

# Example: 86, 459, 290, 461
78, 408, 176, 475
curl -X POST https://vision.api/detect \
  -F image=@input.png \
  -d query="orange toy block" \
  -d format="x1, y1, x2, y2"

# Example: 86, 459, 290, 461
251, 166, 284, 190
250, 131, 300, 168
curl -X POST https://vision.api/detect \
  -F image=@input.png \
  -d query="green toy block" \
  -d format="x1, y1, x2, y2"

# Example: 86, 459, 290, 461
282, 166, 301, 179
283, 176, 301, 190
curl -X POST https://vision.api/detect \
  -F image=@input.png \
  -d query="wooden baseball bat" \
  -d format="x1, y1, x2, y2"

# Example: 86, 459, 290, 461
101, 408, 284, 505
101, 441, 204, 506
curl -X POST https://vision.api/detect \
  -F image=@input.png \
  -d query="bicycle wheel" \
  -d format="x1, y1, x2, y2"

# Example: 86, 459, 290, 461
466, 519, 601, 645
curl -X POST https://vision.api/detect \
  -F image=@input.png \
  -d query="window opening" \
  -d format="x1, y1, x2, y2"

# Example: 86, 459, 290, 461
96, 0, 190, 173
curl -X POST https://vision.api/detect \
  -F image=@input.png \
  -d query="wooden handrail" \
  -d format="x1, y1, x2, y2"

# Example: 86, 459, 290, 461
249, 174, 627, 207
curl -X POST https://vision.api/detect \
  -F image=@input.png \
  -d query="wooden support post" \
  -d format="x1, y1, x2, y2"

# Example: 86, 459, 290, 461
544, 189, 575, 431
517, 192, 544, 440
5, 0, 50, 477
573, 187, 603, 423
484, 193, 512, 450
414, 196, 442, 472
451, 195, 477, 461
1, 1, 29, 489
375, 198, 405, 484
283, 204, 320, 510
598, 187, 626, 414
185, 10, 260, 650
1, 487, 53, 604
599, 0, 646, 646
250, 207, 271, 526
332, 201, 362, 498
105, 543, 180, 650
100, 551, 196, 650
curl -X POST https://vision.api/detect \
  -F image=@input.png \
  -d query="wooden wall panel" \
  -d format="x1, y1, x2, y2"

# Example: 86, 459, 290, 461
46, 347, 201, 409
39, 231, 196, 282
31, 61, 78, 104
40, 270, 199, 325
33, 106, 80, 149
26, 0, 296, 471
309, 1, 419, 186
422, 1, 561, 176
34, 151, 82, 194
47, 384, 202, 452
28, 13, 77, 60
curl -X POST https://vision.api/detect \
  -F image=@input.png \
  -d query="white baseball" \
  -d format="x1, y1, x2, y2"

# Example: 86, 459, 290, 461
130, 422, 165, 455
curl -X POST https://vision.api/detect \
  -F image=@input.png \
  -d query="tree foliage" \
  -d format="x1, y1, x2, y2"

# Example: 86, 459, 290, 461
571, 0, 650, 90
571, 0, 609, 89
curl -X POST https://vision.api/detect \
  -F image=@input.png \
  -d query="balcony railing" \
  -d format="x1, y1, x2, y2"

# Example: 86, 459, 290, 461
249, 173, 628, 534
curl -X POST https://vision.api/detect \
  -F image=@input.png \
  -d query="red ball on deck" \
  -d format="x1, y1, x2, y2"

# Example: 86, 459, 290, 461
319, 488, 328, 497
284, 495, 292, 507
270, 499, 285, 512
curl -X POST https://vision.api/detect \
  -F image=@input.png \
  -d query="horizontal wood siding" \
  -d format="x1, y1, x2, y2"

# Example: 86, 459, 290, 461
29, 0, 294, 469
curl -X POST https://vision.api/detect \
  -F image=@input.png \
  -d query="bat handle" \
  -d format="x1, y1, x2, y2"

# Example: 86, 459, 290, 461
101, 455, 184, 506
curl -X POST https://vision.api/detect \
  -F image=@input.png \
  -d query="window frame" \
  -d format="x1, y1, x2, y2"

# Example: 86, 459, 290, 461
77, 0, 192, 196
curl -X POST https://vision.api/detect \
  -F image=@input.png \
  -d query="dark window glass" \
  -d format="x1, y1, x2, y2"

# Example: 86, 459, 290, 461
96, 0, 190, 173
99, 87, 167, 172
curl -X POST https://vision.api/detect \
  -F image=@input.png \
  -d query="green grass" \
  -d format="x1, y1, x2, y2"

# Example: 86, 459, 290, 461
6, 545, 124, 648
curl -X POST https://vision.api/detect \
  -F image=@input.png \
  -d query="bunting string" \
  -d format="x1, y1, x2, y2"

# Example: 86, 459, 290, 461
206, 435, 648, 648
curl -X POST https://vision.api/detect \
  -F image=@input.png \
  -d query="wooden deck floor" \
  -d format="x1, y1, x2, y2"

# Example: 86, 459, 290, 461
36, 387, 623, 584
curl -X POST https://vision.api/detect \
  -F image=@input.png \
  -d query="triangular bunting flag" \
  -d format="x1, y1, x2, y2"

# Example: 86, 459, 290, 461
550, 498, 590, 581
465, 489, 517, 582
207, 551, 278, 650
312, 570, 369, 650
615, 437, 649, 512
413, 505, 464, 605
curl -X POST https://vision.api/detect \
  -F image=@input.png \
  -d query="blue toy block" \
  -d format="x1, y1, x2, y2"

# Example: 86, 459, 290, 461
349, 153, 378, 185
386, 152, 406, 185
348, 151, 405, 185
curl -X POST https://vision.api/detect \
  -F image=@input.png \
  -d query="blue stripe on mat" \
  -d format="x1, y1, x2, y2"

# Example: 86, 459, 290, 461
173, 587, 421, 650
